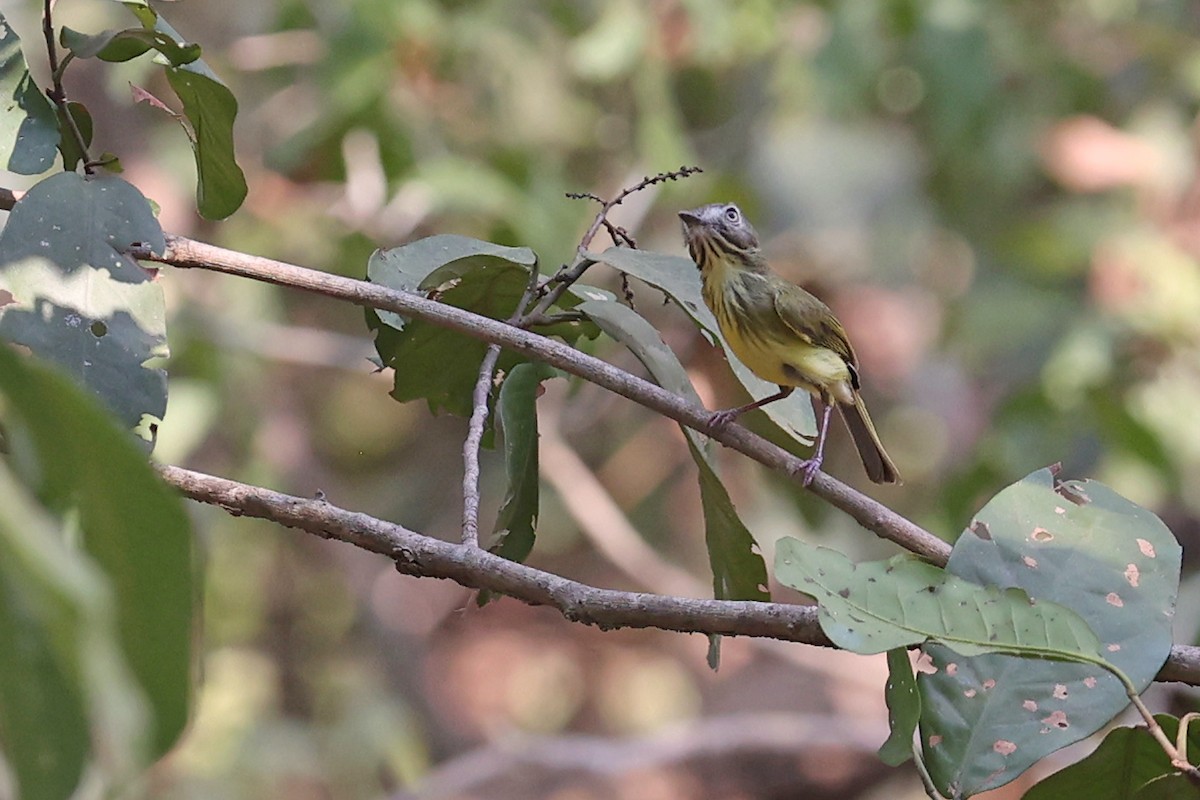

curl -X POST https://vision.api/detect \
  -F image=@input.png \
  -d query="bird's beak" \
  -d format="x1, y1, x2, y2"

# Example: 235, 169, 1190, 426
678, 209, 703, 229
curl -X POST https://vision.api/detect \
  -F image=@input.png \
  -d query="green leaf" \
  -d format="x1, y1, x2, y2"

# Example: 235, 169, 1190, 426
370, 234, 538, 303
0, 172, 167, 436
368, 236, 596, 417
0, 345, 194, 760
111, 2, 245, 218
0, 470, 92, 800
1025, 715, 1200, 800
690, 436, 770, 601
774, 538, 1106, 660
164, 63, 247, 219
878, 647, 920, 767
1134, 772, 1200, 800
60, 26, 201, 65
919, 467, 1181, 796
706, 634, 721, 670
578, 297, 769, 602
368, 236, 539, 416
55, 101, 93, 172
489, 361, 557, 562
575, 291, 703, 404
0, 15, 59, 174
591, 247, 815, 440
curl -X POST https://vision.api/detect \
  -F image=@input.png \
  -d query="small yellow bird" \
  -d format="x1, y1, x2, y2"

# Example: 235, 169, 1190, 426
679, 203, 899, 485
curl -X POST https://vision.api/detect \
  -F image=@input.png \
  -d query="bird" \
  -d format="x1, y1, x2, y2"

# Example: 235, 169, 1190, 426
679, 202, 899, 485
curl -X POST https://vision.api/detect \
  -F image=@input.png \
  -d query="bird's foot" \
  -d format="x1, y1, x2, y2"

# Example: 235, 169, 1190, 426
790, 456, 823, 487
708, 408, 740, 429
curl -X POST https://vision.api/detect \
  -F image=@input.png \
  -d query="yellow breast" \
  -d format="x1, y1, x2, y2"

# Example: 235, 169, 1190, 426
702, 266, 854, 403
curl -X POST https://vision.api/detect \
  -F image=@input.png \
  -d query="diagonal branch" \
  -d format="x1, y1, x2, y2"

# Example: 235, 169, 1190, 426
128, 233, 950, 564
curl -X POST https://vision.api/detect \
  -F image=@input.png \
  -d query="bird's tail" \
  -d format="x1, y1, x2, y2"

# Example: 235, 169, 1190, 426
838, 395, 900, 485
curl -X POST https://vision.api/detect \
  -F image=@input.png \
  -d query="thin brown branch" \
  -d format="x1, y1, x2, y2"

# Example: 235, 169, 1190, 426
461, 343, 501, 547
457, 238, 539, 547
158, 464, 830, 644
41, 0, 92, 173
4, 187, 1198, 685
572, 166, 702, 253
129, 233, 949, 564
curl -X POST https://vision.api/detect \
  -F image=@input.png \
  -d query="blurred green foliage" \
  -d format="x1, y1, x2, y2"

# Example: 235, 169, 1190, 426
8, 0, 1199, 796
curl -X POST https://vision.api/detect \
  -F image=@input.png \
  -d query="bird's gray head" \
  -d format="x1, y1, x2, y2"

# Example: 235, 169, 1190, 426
678, 203, 761, 270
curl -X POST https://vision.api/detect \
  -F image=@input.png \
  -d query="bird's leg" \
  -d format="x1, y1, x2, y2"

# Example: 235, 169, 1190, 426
793, 398, 833, 486
709, 386, 794, 429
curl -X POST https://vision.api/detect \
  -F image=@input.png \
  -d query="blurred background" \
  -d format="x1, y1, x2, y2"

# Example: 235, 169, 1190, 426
5, 0, 1200, 797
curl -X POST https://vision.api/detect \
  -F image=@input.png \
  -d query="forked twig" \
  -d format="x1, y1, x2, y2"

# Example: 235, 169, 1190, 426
531, 165, 703, 317
570, 165, 702, 254
41, 0, 93, 173
460, 252, 545, 549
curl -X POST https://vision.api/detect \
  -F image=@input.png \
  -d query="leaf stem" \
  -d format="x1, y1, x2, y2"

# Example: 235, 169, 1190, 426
1126, 693, 1199, 778
1177, 713, 1200, 762
911, 745, 944, 800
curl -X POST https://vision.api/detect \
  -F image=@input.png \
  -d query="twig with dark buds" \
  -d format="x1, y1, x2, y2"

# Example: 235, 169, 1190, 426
531, 165, 703, 318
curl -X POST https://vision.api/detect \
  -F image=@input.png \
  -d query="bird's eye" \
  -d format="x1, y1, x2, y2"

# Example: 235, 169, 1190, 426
724, 206, 740, 223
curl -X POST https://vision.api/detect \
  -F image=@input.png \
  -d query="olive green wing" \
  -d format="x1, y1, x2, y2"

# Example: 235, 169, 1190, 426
770, 282, 858, 369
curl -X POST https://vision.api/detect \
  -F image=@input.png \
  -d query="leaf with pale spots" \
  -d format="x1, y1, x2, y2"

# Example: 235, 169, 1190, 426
919, 467, 1181, 797
774, 538, 1108, 662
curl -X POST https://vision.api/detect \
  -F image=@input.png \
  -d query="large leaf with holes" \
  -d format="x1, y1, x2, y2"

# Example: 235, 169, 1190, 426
775, 538, 1106, 660
577, 296, 769, 603
367, 235, 595, 417
0, 15, 59, 175
918, 467, 1180, 797
0, 173, 167, 438
591, 247, 814, 440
